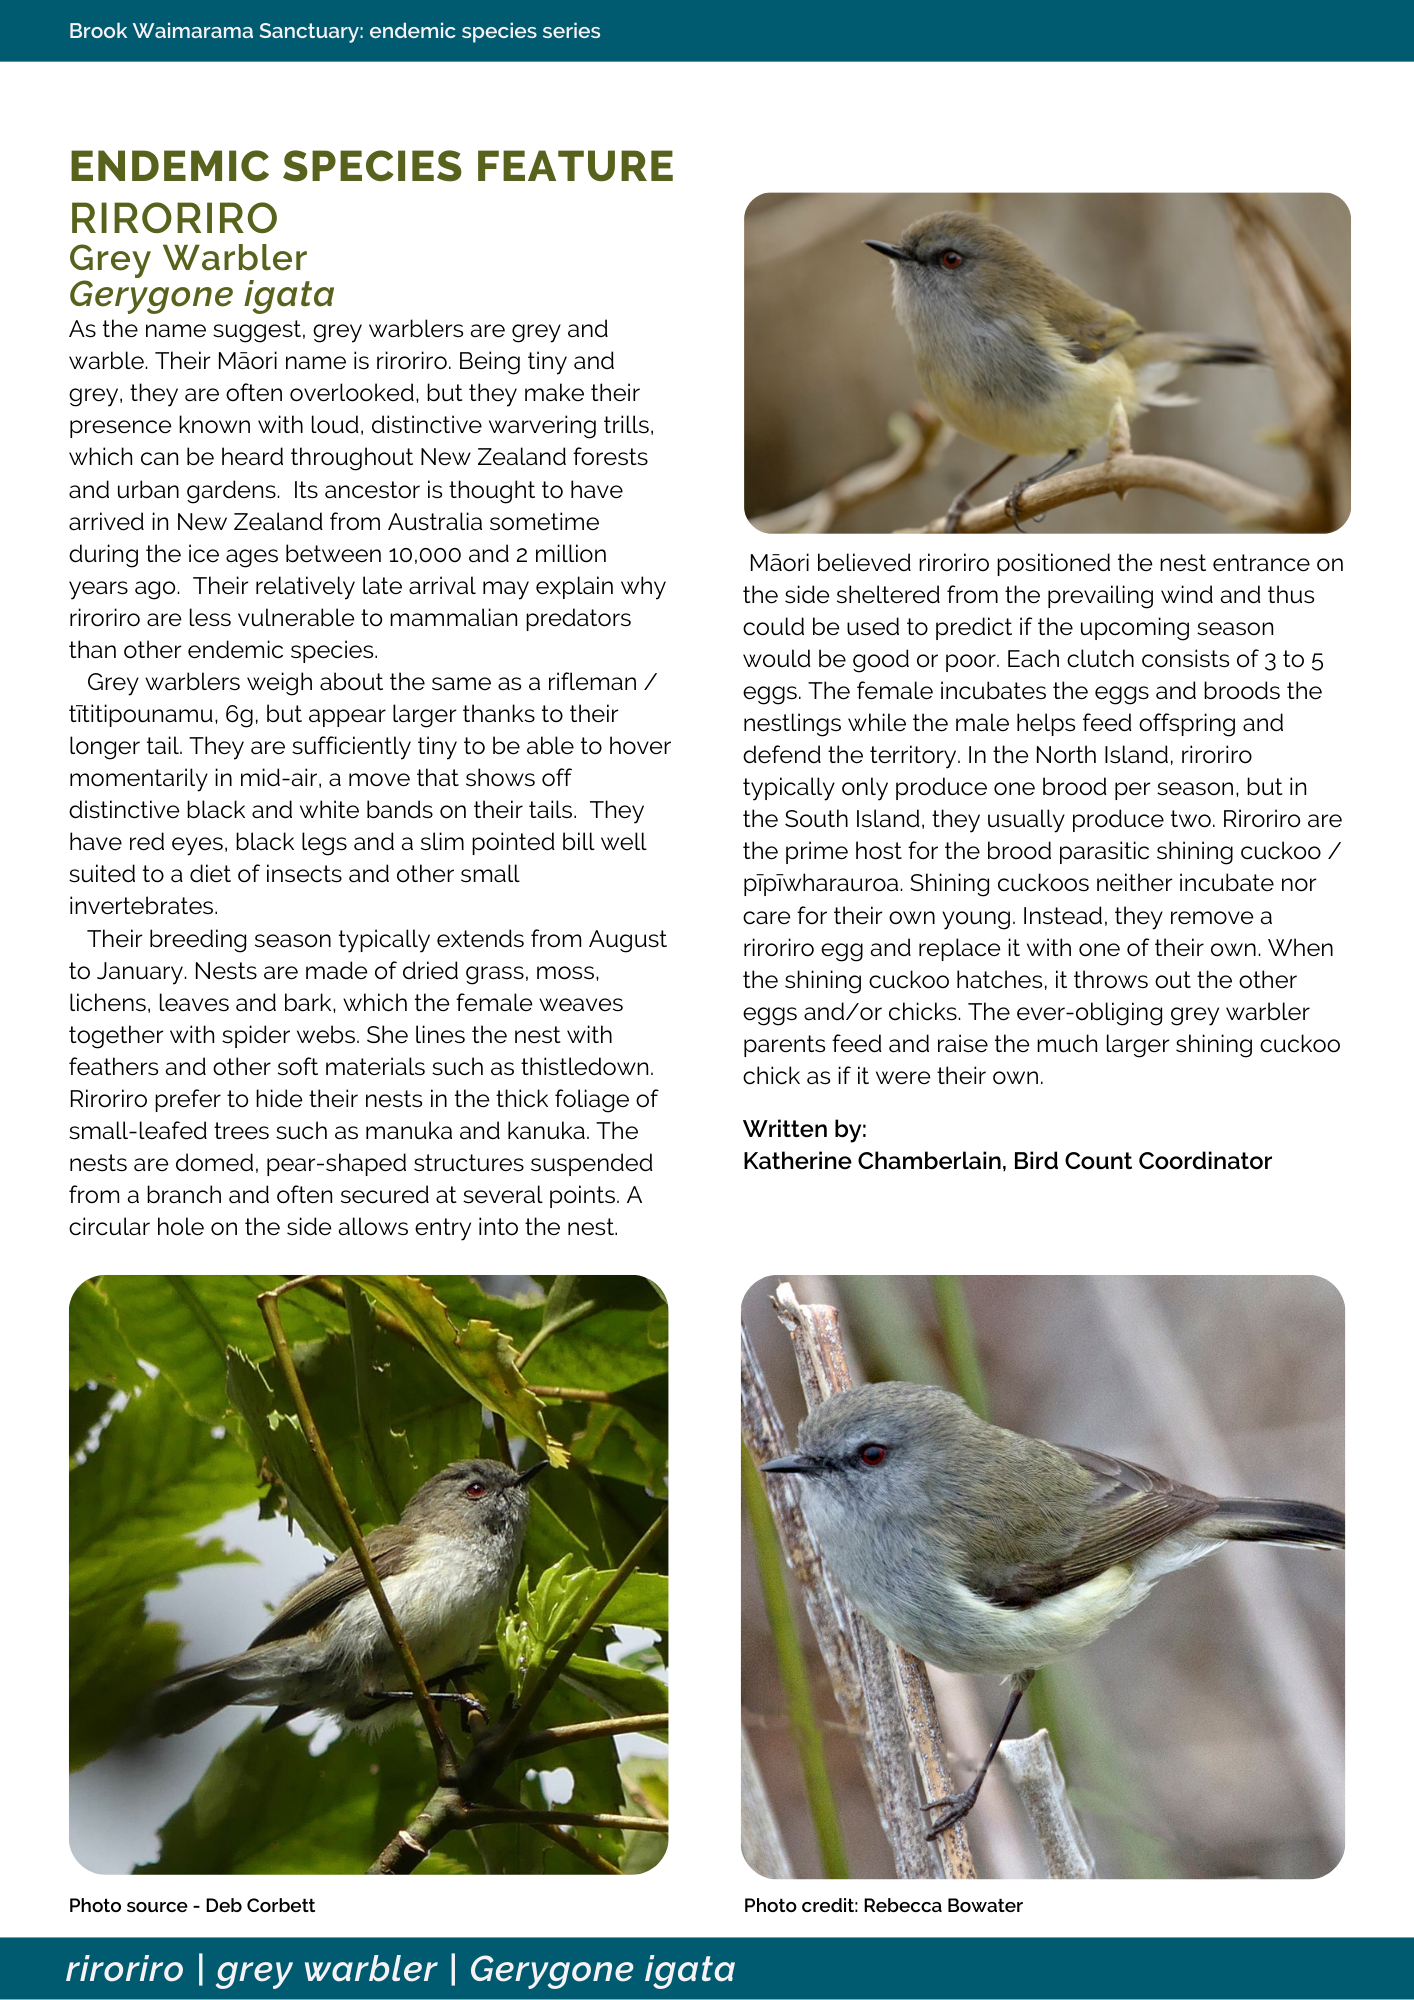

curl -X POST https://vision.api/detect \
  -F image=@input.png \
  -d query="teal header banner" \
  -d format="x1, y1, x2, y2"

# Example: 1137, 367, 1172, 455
11, 1937, 1412, 1998
7, 0, 1412, 60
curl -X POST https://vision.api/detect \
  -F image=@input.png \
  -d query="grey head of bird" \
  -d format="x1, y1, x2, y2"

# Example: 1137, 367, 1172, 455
399, 1454, 549, 1542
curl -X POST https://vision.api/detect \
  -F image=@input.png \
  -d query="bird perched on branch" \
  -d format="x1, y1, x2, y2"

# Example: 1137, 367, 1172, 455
762, 1381, 1343, 1836
148, 1457, 547, 1738
866, 211, 1266, 531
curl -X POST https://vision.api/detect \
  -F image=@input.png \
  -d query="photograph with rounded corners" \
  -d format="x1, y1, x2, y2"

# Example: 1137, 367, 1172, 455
71, 1273, 667, 1875
741, 1273, 1342, 1879
745, 194, 1349, 535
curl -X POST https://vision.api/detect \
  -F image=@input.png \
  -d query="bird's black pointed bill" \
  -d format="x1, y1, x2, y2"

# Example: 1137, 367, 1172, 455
865, 239, 912, 262
515, 1456, 553, 1485
760, 1453, 812, 1475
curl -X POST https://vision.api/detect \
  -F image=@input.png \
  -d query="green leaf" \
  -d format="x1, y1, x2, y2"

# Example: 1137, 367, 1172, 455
522, 1487, 593, 1573
70, 1280, 143, 1392
556, 1655, 669, 1720
70, 1601, 180, 1771
70, 1383, 113, 1459
620, 1829, 668, 1874
596, 1572, 667, 1631
350, 1276, 563, 1464
71, 1535, 252, 1618
532, 1276, 665, 1314
525, 1309, 668, 1395
620, 1755, 668, 1820
138, 1718, 439, 1874
226, 1325, 500, 1549
69, 1379, 256, 1772
70, 1377, 256, 1570
420, 1277, 544, 1346
226, 1349, 345, 1550
572, 1398, 668, 1495
97, 1276, 284, 1420
498, 1557, 603, 1693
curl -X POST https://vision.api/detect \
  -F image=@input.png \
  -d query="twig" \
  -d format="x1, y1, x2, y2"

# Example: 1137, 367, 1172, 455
1222, 193, 1346, 530
524, 1385, 615, 1403
514, 1713, 669, 1757
741, 1728, 794, 1878
741, 1332, 879, 1795
463, 1807, 664, 1833
367, 1506, 668, 1873
997, 1731, 1095, 1878
1225, 193, 1349, 399
920, 449, 1300, 535
256, 1280, 456, 1781
536, 1825, 624, 1875
742, 1442, 850, 1876
751, 405, 946, 533
891, 1649, 974, 1880
767, 1285, 971, 1880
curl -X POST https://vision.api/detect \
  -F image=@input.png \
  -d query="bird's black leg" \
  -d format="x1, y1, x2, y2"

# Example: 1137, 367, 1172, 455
923, 1668, 1035, 1838
942, 455, 1016, 534
1005, 451, 1080, 531
363, 1686, 489, 1724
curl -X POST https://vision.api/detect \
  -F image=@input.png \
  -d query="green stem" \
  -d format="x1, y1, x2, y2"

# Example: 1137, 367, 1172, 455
516, 1296, 599, 1370
741, 1442, 849, 1878
930, 1277, 991, 1420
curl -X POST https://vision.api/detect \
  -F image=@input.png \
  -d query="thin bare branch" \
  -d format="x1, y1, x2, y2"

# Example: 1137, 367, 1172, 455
514, 1713, 669, 1757
891, 1649, 974, 1880
464, 1807, 665, 1833
996, 1731, 1095, 1879
741, 1330, 879, 1796
920, 450, 1304, 535
751, 405, 946, 533
766, 1284, 972, 1880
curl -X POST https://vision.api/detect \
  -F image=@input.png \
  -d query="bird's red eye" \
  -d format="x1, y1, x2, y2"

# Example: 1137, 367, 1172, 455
940, 249, 964, 269
464, 1482, 487, 1498
859, 1443, 889, 1467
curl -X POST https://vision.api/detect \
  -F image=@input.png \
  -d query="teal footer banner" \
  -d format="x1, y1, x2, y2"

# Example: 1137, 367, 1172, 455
11, 1938, 1411, 1999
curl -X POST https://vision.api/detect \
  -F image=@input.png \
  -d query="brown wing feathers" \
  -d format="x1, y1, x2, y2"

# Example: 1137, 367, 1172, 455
251, 1533, 415, 1645
970, 1447, 1219, 1610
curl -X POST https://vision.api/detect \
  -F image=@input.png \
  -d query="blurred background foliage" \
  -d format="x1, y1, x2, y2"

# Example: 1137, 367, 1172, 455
70, 1273, 667, 1875
744, 193, 1349, 532
742, 1274, 1342, 1879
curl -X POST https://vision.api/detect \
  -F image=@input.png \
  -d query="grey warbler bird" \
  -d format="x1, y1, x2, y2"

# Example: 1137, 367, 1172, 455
761, 1382, 1343, 1836
149, 1457, 548, 1738
865, 211, 1266, 532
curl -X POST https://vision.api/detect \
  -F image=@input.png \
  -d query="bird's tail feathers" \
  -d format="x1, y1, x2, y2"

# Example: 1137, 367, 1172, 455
1210, 1497, 1344, 1550
1129, 335, 1267, 412
147, 1648, 297, 1737
1183, 340, 1268, 367
1131, 333, 1267, 369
